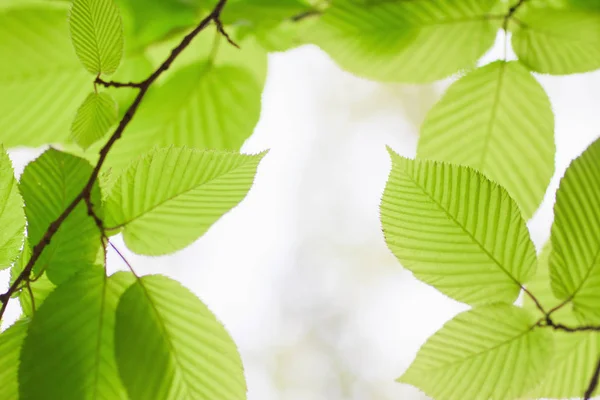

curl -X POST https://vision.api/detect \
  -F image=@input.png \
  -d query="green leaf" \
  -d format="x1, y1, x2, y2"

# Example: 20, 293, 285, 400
307, 0, 498, 83
69, 0, 124, 75
19, 267, 132, 400
71, 92, 119, 150
550, 138, 600, 323
20, 149, 102, 285
221, 0, 309, 26
0, 146, 25, 269
512, 7, 600, 74
418, 61, 555, 219
380, 150, 537, 305
0, 319, 29, 400
105, 147, 266, 255
399, 304, 552, 400
115, 275, 246, 400
0, 3, 89, 147
103, 63, 263, 172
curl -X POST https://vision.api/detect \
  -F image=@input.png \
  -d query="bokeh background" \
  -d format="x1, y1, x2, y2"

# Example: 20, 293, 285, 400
2, 31, 600, 399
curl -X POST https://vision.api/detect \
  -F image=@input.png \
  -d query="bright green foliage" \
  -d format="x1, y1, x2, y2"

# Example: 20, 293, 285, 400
512, 7, 600, 74
418, 61, 555, 219
550, 138, 600, 323
19, 149, 102, 285
71, 92, 119, 150
399, 304, 552, 400
221, 0, 309, 26
0, 146, 25, 269
105, 147, 266, 255
115, 275, 246, 400
18, 267, 131, 400
103, 63, 263, 172
0, 3, 89, 147
106, 54, 153, 114
307, 0, 498, 83
69, 0, 124, 75
380, 150, 537, 305
0, 319, 28, 400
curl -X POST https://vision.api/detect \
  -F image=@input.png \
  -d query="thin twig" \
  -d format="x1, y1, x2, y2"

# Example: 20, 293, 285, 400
291, 9, 321, 22
585, 356, 600, 400
95, 78, 143, 89
0, 0, 232, 322
109, 242, 138, 278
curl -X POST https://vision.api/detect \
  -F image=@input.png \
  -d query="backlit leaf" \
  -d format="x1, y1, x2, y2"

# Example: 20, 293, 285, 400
0, 319, 28, 400
380, 150, 536, 305
71, 92, 118, 150
0, 146, 25, 269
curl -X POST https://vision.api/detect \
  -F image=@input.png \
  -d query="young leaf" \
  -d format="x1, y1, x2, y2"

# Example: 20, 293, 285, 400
0, 3, 89, 146
20, 149, 102, 285
550, 138, 600, 323
399, 304, 552, 400
71, 91, 118, 149
19, 267, 132, 399
68, 0, 124, 75
418, 61, 555, 220
115, 275, 246, 400
103, 62, 263, 172
0, 146, 25, 269
105, 147, 266, 255
512, 7, 600, 74
380, 150, 537, 305
0, 319, 29, 400
306, 0, 498, 83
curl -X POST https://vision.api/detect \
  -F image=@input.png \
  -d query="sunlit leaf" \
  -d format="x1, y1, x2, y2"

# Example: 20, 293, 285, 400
307, 0, 498, 83
105, 147, 266, 255
418, 61, 555, 219
0, 3, 89, 146
0, 146, 25, 269
19, 267, 132, 399
512, 6, 600, 74
381, 150, 536, 305
71, 92, 119, 150
69, 0, 124, 75
115, 275, 246, 400
550, 138, 600, 323
0, 319, 28, 400
399, 304, 552, 400
19, 149, 102, 285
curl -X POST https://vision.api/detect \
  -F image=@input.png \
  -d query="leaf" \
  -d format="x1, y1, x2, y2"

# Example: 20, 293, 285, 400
550, 138, 600, 323
0, 3, 90, 147
71, 92, 119, 150
220, 0, 309, 27
115, 275, 246, 400
19, 149, 102, 285
0, 146, 25, 269
399, 304, 552, 400
512, 7, 600, 74
418, 61, 555, 219
69, 0, 124, 75
306, 0, 499, 83
380, 150, 537, 305
19, 267, 132, 400
0, 319, 29, 400
105, 147, 266, 255
103, 63, 263, 173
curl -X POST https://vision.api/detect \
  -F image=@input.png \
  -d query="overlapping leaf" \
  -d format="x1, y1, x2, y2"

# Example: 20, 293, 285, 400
380, 151, 537, 305
550, 138, 600, 323
20, 149, 102, 285
0, 319, 28, 400
105, 147, 266, 255
0, 3, 89, 146
102, 63, 263, 172
0, 146, 25, 269
69, 0, 124, 75
19, 267, 132, 399
399, 304, 552, 400
307, 0, 498, 83
418, 61, 555, 219
71, 92, 118, 149
512, 6, 600, 74
115, 275, 246, 400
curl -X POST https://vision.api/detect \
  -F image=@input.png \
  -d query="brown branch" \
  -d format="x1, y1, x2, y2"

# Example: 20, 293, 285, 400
585, 356, 600, 400
0, 0, 232, 322
95, 78, 143, 89
291, 9, 322, 22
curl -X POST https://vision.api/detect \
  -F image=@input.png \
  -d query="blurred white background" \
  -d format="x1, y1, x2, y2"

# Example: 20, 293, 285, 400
2, 31, 600, 399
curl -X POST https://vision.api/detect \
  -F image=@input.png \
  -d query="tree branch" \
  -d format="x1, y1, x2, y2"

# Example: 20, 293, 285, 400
0, 0, 233, 321
585, 356, 600, 400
